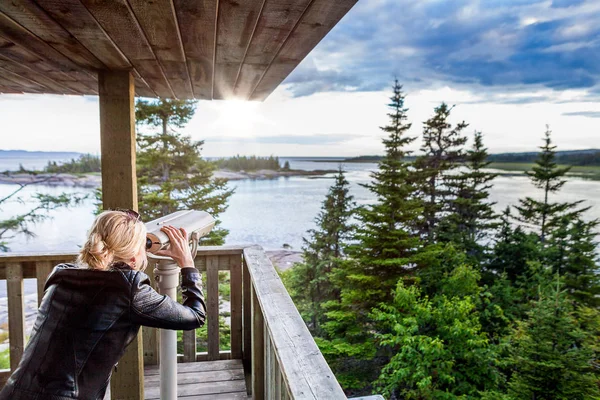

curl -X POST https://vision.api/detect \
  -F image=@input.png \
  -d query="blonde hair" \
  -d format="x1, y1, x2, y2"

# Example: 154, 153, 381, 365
78, 210, 147, 271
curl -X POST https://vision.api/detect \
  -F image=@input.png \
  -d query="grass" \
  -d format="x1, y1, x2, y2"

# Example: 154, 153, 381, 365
488, 162, 600, 181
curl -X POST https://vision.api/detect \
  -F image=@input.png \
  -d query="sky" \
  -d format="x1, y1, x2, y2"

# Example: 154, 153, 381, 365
1, 0, 599, 157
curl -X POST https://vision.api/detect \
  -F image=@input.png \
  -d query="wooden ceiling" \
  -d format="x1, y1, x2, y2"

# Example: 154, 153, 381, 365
0, 0, 357, 100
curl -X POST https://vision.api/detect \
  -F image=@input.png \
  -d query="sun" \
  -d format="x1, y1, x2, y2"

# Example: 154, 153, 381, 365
214, 100, 263, 134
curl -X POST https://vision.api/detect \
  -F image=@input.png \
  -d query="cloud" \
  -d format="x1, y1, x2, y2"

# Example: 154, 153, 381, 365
283, 0, 600, 100
562, 111, 600, 118
205, 134, 364, 146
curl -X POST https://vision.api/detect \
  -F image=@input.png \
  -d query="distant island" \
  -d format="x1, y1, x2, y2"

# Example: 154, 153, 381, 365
0, 153, 337, 187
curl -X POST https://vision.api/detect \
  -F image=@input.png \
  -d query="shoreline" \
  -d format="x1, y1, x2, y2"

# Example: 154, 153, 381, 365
0, 169, 337, 188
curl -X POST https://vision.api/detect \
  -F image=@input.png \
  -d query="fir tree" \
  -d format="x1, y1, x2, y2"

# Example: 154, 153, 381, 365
284, 167, 355, 336
319, 81, 423, 392
414, 103, 469, 242
135, 99, 233, 245
515, 126, 585, 242
547, 216, 600, 307
507, 280, 600, 399
438, 131, 498, 261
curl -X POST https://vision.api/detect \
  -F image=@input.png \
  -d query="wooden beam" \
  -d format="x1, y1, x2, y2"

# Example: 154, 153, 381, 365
35, 261, 54, 307
34, 0, 131, 69
251, 282, 264, 399
98, 69, 143, 400
250, 0, 358, 101
173, 0, 217, 100
213, 0, 265, 99
234, 0, 311, 99
81, 0, 174, 98
127, 0, 193, 99
0, 0, 105, 69
0, 54, 74, 94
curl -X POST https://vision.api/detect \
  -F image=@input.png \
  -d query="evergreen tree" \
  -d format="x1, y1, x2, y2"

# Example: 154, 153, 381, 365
374, 266, 501, 399
515, 126, 585, 242
414, 103, 469, 242
319, 81, 423, 392
507, 280, 600, 399
547, 216, 600, 307
135, 99, 233, 244
284, 167, 355, 336
487, 207, 541, 285
438, 131, 498, 261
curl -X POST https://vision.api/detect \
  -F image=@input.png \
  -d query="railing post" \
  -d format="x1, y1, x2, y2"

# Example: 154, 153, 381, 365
6, 262, 25, 372
35, 261, 53, 307
251, 283, 264, 399
143, 268, 160, 365
230, 254, 243, 359
242, 257, 251, 368
207, 255, 219, 361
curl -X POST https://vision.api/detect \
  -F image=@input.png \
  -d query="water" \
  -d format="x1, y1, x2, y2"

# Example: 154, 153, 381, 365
1, 158, 599, 253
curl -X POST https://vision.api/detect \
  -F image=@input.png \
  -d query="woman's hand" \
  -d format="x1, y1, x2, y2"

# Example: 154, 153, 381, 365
154, 225, 195, 268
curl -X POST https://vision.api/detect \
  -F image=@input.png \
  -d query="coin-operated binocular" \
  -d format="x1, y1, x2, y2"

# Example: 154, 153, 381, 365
145, 210, 214, 400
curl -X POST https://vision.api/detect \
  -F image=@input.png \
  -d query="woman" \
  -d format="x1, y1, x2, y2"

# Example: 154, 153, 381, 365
0, 209, 206, 400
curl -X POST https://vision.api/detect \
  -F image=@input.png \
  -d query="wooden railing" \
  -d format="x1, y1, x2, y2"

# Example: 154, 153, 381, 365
0, 246, 346, 399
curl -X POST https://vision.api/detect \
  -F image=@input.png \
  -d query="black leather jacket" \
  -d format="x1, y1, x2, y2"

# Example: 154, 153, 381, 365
0, 262, 206, 400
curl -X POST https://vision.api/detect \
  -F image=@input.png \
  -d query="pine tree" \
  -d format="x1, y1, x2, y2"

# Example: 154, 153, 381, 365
135, 99, 233, 245
414, 103, 469, 242
438, 131, 498, 261
318, 81, 423, 392
284, 167, 355, 336
507, 280, 600, 399
339, 80, 422, 317
515, 126, 585, 242
547, 216, 600, 307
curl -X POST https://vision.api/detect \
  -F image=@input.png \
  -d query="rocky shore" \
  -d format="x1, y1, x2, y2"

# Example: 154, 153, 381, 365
0, 169, 336, 188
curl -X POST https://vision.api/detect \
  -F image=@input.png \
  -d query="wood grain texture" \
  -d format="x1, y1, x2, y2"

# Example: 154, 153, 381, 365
35, 261, 53, 307
250, 0, 358, 101
98, 69, 144, 399
251, 283, 264, 399
127, 0, 192, 99
173, 0, 217, 99
81, 0, 173, 98
183, 328, 197, 363
244, 246, 346, 398
0, 54, 74, 94
213, 0, 265, 99
207, 255, 220, 361
242, 256, 251, 367
142, 264, 159, 365
230, 255, 243, 359
234, 0, 311, 99
6, 263, 25, 372
0, 0, 104, 69
34, 0, 130, 69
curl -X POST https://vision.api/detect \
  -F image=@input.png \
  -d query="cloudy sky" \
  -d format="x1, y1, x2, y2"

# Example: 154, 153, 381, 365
1, 0, 599, 157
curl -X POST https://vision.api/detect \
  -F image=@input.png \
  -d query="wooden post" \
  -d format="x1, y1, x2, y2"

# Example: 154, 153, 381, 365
251, 284, 264, 399
98, 69, 143, 400
7, 262, 25, 371
35, 261, 54, 307
230, 254, 243, 359
207, 255, 220, 361
242, 257, 251, 368
143, 264, 160, 365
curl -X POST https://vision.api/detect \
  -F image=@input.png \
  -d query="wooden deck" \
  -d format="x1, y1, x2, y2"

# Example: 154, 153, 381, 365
143, 360, 250, 400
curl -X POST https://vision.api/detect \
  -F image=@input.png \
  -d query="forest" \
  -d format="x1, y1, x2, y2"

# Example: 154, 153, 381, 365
282, 81, 600, 399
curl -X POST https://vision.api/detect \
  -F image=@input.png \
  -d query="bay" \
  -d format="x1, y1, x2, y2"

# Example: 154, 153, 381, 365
0, 158, 599, 254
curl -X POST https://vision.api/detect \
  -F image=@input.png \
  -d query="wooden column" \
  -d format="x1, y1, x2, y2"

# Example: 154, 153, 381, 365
98, 69, 144, 400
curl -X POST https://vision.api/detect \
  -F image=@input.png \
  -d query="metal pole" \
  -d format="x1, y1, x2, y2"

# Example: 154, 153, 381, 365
155, 259, 180, 400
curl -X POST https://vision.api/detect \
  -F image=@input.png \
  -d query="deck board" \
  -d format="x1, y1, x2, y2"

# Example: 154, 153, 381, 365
143, 359, 250, 399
